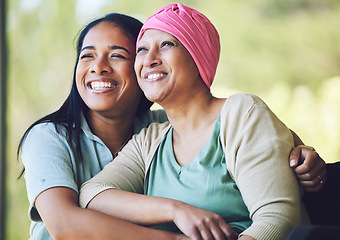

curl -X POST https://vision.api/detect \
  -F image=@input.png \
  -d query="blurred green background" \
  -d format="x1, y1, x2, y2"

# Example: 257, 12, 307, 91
4, 0, 340, 239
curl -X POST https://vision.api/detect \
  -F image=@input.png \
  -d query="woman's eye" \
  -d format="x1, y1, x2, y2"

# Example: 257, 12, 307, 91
137, 47, 147, 54
110, 54, 126, 59
80, 54, 93, 60
161, 41, 175, 48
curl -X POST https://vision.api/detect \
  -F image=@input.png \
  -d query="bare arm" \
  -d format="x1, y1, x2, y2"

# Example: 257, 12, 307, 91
87, 188, 237, 240
35, 187, 188, 240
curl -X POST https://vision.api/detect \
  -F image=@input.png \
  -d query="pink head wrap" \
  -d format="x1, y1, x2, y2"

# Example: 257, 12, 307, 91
137, 3, 220, 89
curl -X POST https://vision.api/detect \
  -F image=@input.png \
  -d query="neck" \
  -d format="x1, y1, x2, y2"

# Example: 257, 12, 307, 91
163, 89, 225, 138
85, 110, 135, 156
163, 89, 226, 167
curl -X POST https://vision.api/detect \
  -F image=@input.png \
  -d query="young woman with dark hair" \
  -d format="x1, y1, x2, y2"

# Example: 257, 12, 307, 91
17, 13, 187, 240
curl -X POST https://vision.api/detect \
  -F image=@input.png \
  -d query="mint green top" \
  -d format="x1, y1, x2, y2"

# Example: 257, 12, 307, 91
80, 94, 307, 240
146, 115, 251, 233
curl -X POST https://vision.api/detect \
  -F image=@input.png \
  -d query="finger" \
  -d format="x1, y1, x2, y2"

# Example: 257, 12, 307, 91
298, 167, 326, 190
294, 151, 320, 175
197, 223, 214, 240
298, 170, 327, 192
207, 218, 236, 240
303, 176, 327, 192
289, 147, 302, 167
218, 220, 238, 240
188, 227, 204, 240
178, 234, 191, 240
209, 223, 227, 240
296, 158, 326, 180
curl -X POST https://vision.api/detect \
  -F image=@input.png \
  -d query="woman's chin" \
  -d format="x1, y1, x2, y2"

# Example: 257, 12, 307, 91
143, 93, 162, 104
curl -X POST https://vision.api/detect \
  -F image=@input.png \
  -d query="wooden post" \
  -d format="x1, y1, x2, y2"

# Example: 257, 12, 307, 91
0, 0, 7, 239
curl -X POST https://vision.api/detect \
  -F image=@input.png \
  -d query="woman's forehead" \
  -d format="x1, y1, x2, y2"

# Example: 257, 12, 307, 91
138, 29, 177, 44
84, 22, 134, 47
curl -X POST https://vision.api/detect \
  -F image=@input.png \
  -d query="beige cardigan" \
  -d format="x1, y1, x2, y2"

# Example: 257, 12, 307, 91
80, 93, 306, 240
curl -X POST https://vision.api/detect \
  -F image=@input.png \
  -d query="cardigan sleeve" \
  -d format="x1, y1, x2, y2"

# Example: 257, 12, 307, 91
220, 93, 301, 240
79, 129, 147, 208
79, 122, 171, 208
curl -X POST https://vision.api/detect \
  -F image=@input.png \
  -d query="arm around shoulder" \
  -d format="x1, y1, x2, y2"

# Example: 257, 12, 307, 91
36, 187, 187, 240
221, 94, 302, 240
80, 122, 171, 208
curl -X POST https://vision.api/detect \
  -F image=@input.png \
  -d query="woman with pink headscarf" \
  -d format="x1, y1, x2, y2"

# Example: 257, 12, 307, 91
80, 3, 310, 240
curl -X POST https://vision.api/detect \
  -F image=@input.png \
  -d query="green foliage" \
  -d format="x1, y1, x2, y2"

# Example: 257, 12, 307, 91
5, 0, 340, 239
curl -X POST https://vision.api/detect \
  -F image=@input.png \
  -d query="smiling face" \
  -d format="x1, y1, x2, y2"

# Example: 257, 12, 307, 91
76, 21, 142, 116
134, 29, 200, 105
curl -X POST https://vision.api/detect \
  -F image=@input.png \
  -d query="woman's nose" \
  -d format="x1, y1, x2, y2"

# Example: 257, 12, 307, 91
90, 57, 113, 74
143, 50, 162, 68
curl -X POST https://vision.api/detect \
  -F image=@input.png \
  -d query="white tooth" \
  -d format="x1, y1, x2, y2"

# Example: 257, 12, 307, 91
91, 82, 98, 89
91, 81, 116, 89
148, 73, 164, 79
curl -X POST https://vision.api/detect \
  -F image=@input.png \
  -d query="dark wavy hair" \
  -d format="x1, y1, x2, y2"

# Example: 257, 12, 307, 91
17, 13, 152, 176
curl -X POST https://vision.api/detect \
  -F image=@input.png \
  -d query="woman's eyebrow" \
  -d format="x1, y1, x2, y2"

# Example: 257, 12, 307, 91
80, 46, 94, 52
80, 45, 130, 54
109, 45, 130, 54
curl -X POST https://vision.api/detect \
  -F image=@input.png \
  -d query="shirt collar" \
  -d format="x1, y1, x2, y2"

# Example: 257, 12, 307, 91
80, 112, 103, 143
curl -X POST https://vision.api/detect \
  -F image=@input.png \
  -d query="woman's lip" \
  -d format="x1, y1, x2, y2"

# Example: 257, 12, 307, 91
143, 72, 167, 82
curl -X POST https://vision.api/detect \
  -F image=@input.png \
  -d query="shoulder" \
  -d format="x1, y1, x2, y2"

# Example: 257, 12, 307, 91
220, 93, 268, 124
223, 93, 268, 113
219, 93, 290, 152
25, 122, 68, 142
21, 122, 71, 156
